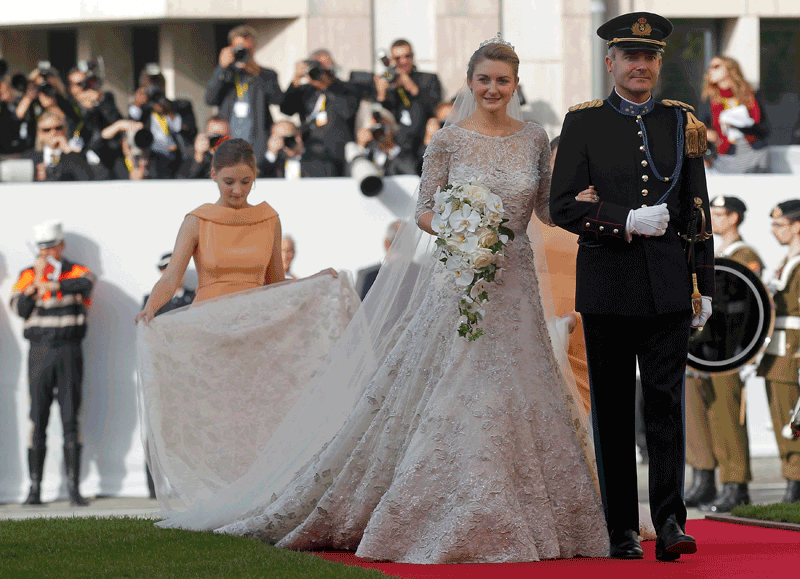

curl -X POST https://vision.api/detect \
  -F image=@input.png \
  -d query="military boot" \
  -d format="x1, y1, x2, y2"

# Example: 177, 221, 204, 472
64, 443, 89, 507
684, 468, 716, 507
699, 482, 750, 513
22, 447, 46, 505
782, 479, 800, 504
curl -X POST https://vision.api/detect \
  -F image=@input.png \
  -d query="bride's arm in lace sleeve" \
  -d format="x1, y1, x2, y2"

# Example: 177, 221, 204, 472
416, 130, 450, 235
532, 125, 555, 227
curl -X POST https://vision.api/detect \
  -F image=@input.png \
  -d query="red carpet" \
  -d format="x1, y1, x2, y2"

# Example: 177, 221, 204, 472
316, 520, 799, 578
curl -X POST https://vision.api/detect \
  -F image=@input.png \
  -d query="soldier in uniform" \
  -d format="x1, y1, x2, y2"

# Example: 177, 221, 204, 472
550, 12, 714, 561
684, 195, 763, 512
758, 200, 800, 503
10, 220, 95, 506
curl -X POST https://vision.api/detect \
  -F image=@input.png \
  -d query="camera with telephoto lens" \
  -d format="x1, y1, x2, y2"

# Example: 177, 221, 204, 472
32, 61, 57, 97
233, 46, 249, 64
77, 59, 104, 91
283, 135, 299, 149
304, 59, 326, 81
377, 50, 398, 84
146, 85, 169, 108
128, 126, 154, 159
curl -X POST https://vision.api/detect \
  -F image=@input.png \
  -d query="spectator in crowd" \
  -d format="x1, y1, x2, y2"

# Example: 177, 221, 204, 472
132, 64, 197, 145
355, 220, 403, 300
419, 99, 454, 168
98, 118, 151, 179
0, 60, 29, 154
13, 65, 74, 152
375, 39, 442, 161
282, 236, 297, 279
699, 56, 770, 173
183, 115, 231, 179
259, 120, 303, 179
10, 220, 95, 506
21, 110, 94, 181
205, 25, 282, 160
281, 49, 362, 177
352, 108, 417, 176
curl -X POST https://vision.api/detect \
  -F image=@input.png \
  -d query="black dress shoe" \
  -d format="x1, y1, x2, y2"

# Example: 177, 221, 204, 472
699, 482, 750, 513
655, 515, 697, 561
684, 468, 716, 507
782, 479, 800, 503
609, 529, 643, 559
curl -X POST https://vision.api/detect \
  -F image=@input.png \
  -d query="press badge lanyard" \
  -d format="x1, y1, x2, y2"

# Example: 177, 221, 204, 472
235, 72, 249, 99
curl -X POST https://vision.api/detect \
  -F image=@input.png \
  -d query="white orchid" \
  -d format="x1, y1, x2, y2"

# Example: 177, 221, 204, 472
431, 213, 450, 235
446, 259, 475, 286
453, 231, 479, 254
485, 193, 504, 215
448, 206, 482, 233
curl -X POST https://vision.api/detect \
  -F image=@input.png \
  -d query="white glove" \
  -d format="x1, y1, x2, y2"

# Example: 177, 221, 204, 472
625, 203, 670, 242
718, 105, 754, 129
691, 296, 713, 328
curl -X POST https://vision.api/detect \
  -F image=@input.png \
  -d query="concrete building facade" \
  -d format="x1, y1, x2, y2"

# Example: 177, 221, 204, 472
2, 1, 799, 139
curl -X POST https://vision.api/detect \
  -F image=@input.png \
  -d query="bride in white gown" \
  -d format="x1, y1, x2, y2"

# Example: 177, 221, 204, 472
137, 38, 612, 563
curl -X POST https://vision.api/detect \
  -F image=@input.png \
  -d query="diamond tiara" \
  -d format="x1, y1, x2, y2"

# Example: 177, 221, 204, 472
479, 32, 515, 51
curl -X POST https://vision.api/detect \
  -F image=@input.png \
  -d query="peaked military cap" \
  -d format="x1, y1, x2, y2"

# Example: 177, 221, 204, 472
597, 12, 673, 53
711, 195, 746, 216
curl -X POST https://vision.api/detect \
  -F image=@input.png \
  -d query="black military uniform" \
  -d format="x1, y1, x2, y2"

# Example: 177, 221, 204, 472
550, 13, 713, 561
10, 220, 95, 506
280, 79, 362, 177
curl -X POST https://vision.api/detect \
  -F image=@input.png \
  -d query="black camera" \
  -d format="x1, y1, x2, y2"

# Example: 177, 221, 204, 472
208, 133, 226, 150
304, 59, 325, 81
283, 135, 298, 149
146, 85, 169, 108
77, 59, 103, 91
35, 81, 57, 98
233, 46, 249, 63
78, 74, 101, 91
378, 51, 398, 84
11, 73, 28, 94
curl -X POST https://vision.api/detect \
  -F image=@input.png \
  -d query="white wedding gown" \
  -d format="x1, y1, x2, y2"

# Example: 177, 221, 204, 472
138, 121, 611, 563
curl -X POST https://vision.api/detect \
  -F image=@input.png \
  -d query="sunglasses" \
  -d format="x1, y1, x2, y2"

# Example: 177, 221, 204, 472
40, 125, 65, 133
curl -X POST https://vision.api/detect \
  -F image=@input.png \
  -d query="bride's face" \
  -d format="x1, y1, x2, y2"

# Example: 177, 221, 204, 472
212, 162, 256, 209
468, 59, 518, 114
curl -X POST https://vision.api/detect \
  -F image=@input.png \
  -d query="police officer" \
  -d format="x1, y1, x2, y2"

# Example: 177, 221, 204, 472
684, 195, 762, 512
758, 200, 800, 503
10, 220, 95, 506
550, 12, 713, 561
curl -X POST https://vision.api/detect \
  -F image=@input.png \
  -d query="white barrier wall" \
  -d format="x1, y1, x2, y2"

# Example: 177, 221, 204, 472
0, 173, 796, 501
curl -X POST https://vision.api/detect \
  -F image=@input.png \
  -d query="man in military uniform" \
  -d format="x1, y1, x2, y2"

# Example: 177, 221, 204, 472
684, 195, 763, 512
758, 200, 800, 503
550, 12, 714, 561
10, 220, 95, 506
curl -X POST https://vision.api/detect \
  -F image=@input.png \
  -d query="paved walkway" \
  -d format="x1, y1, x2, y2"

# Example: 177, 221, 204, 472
0, 457, 787, 521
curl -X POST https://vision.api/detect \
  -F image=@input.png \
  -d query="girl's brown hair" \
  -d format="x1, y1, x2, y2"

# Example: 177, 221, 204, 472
211, 138, 257, 173
701, 56, 755, 106
467, 43, 520, 80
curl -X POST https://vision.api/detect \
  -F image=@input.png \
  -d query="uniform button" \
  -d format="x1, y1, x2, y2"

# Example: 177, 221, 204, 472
599, 226, 604, 231
637, 115, 642, 119
641, 189, 648, 196
639, 145, 645, 152
641, 204, 648, 208
664, 177, 670, 182
613, 228, 619, 234
642, 175, 649, 182
641, 160, 648, 167
638, 131, 643, 137
585, 222, 591, 227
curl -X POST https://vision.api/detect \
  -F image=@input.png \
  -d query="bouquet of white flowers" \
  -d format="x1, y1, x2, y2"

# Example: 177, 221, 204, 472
430, 179, 514, 341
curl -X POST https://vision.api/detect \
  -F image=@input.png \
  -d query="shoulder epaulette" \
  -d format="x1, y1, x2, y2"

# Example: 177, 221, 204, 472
661, 99, 695, 112
568, 99, 603, 112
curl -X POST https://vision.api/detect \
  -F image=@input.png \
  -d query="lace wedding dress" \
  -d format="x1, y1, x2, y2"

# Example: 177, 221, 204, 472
139, 122, 611, 563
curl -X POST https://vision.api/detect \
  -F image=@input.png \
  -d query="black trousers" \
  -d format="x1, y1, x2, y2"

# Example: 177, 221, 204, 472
28, 341, 83, 448
582, 311, 691, 534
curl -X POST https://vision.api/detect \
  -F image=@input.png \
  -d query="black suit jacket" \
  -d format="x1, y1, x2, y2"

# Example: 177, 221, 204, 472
23, 150, 95, 181
550, 91, 714, 316
379, 70, 442, 158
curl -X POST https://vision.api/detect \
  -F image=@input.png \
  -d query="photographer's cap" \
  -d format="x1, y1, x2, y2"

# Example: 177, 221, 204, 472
33, 219, 64, 248
145, 63, 162, 76
711, 195, 746, 216
597, 12, 672, 53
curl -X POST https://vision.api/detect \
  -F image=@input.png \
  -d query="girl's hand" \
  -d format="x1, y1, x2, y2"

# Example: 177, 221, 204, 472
575, 186, 599, 203
135, 308, 155, 325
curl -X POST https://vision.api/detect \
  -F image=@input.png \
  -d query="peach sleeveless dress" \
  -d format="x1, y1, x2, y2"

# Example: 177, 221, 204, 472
188, 202, 283, 302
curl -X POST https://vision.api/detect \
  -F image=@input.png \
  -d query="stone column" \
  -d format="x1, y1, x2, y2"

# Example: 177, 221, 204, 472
76, 25, 134, 115
721, 16, 760, 87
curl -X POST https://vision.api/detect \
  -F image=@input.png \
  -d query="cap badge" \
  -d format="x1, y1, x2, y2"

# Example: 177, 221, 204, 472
712, 196, 725, 207
632, 18, 652, 37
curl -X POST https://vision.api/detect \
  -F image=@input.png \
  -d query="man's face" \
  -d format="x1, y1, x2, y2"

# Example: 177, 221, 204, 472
710, 207, 738, 236
606, 49, 661, 100
39, 242, 64, 262
38, 116, 66, 148
207, 120, 230, 138
68, 71, 85, 98
771, 217, 800, 246
391, 44, 414, 74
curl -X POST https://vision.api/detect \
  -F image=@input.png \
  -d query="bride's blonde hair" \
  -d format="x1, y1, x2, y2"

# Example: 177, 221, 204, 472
467, 43, 519, 80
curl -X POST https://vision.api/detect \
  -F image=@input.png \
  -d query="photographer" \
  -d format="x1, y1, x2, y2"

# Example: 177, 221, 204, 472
98, 118, 153, 179
205, 25, 282, 160
374, 39, 442, 160
0, 59, 29, 154
20, 110, 94, 181
351, 109, 417, 176
181, 115, 231, 179
258, 120, 303, 179
280, 49, 362, 177
131, 64, 197, 145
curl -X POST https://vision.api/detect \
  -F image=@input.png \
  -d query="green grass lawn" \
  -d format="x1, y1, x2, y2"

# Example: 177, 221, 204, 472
0, 517, 390, 579
730, 502, 800, 524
